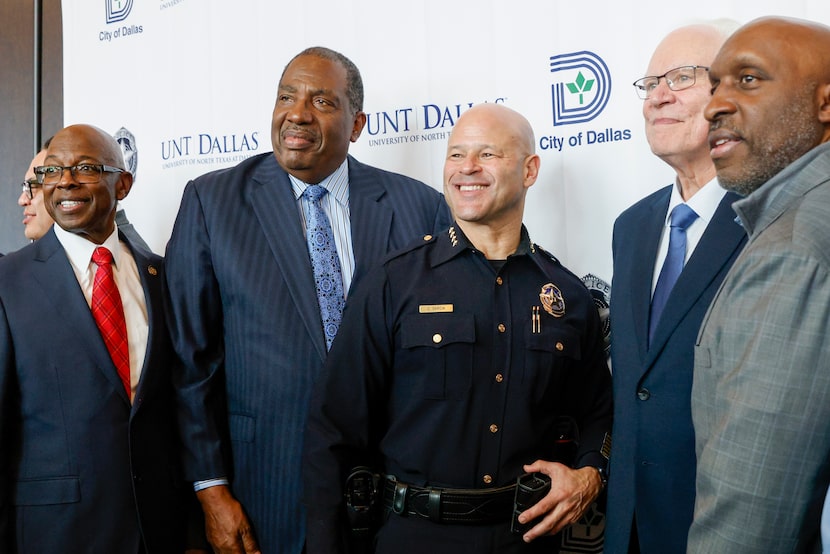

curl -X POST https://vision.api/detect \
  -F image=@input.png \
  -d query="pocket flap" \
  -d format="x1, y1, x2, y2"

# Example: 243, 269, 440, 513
400, 313, 475, 349
13, 477, 81, 506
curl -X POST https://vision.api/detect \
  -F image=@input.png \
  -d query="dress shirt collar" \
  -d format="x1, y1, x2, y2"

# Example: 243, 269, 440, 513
53, 223, 122, 276
665, 176, 727, 227
289, 158, 350, 208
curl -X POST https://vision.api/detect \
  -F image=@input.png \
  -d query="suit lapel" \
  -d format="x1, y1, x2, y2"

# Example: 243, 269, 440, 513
348, 157, 393, 287
249, 156, 328, 361
629, 191, 669, 365
645, 192, 745, 366
30, 230, 131, 405
128, 239, 163, 415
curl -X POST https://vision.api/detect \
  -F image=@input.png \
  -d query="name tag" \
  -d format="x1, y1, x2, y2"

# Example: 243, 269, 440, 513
419, 304, 454, 313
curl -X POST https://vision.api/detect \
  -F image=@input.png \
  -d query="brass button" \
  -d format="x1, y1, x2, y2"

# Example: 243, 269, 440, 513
498, 323, 506, 333
489, 424, 499, 434
555, 342, 564, 351
482, 474, 493, 484
423, 234, 432, 241
496, 276, 503, 285
495, 373, 504, 383
432, 333, 442, 344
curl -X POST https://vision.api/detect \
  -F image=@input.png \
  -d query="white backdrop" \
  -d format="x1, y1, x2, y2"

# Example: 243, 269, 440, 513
62, 0, 830, 285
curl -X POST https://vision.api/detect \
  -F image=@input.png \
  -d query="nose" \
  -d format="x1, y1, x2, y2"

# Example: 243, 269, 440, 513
285, 98, 313, 124
704, 86, 735, 124
647, 79, 675, 104
18, 188, 30, 207
458, 154, 481, 175
55, 166, 78, 188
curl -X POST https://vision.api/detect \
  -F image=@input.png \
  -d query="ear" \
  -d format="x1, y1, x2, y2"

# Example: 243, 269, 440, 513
350, 111, 367, 142
115, 171, 134, 201
817, 83, 830, 124
523, 154, 541, 190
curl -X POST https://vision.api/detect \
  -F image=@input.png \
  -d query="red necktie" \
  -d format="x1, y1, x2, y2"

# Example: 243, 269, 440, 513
91, 247, 131, 397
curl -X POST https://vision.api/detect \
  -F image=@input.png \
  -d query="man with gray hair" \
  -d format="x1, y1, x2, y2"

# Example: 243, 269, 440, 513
605, 20, 744, 553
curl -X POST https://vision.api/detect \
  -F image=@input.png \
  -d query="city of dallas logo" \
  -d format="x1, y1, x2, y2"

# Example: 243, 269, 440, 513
549, 51, 611, 126
105, 0, 133, 24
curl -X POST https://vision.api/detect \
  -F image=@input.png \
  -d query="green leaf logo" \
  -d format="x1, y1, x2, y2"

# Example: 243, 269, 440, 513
566, 72, 595, 105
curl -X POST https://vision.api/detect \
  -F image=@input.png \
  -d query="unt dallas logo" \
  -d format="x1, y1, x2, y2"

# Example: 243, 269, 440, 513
549, 51, 611, 126
105, 0, 133, 24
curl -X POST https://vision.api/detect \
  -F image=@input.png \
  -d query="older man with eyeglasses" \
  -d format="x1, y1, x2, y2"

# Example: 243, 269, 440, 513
17, 139, 54, 242
0, 124, 197, 552
603, 20, 746, 554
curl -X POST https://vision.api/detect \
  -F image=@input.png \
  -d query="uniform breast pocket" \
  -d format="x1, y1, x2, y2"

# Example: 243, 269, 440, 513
399, 313, 475, 400
520, 327, 583, 398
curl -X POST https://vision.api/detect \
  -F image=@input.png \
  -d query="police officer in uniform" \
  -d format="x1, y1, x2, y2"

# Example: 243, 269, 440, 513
303, 103, 612, 554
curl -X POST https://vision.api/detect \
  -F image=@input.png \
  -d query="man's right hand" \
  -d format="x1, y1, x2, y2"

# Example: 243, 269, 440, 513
196, 485, 261, 554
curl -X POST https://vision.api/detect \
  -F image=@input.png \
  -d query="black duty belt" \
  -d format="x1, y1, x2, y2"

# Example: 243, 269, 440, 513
382, 476, 515, 524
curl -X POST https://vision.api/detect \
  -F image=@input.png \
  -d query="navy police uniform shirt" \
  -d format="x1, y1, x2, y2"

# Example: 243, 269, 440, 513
304, 224, 612, 550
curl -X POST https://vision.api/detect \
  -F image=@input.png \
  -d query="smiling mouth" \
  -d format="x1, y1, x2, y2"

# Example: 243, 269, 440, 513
458, 184, 487, 191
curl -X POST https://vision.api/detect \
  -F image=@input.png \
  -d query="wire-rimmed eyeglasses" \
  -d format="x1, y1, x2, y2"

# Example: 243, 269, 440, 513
34, 163, 124, 186
632, 65, 709, 99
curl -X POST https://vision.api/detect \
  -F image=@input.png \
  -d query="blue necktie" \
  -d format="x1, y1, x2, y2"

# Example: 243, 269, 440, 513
649, 204, 699, 345
302, 185, 345, 350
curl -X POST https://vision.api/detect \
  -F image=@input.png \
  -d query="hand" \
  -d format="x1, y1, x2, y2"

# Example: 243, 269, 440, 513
196, 485, 261, 554
515, 460, 602, 543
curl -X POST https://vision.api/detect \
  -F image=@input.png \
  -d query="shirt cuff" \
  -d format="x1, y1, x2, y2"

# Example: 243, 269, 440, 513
193, 477, 229, 492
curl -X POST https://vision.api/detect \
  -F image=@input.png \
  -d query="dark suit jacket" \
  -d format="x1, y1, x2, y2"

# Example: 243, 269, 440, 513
116, 207, 152, 253
0, 228, 186, 553
604, 186, 746, 553
164, 152, 451, 553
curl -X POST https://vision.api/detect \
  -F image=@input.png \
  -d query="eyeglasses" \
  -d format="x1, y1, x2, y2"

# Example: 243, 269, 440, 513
34, 163, 124, 185
632, 65, 709, 99
20, 179, 42, 200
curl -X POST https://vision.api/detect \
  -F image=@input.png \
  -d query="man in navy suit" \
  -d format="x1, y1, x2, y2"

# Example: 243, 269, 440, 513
0, 124, 187, 552
164, 46, 451, 554
603, 22, 746, 553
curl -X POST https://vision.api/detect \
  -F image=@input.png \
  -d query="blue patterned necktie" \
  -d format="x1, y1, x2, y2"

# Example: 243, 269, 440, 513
302, 185, 345, 350
648, 203, 699, 345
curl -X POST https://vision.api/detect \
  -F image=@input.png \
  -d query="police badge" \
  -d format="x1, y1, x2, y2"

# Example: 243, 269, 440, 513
539, 283, 565, 318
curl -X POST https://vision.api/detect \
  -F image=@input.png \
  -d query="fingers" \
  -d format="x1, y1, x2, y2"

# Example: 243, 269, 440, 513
517, 461, 600, 543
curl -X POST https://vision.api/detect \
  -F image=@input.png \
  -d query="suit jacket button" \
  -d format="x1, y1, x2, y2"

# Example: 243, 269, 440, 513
637, 388, 650, 401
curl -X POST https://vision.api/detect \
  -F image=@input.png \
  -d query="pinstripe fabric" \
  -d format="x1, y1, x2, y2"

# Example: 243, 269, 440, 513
690, 143, 830, 553
164, 152, 451, 553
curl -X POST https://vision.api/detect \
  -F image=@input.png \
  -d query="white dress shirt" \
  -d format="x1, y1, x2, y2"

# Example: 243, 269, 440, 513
290, 159, 356, 296
53, 224, 148, 401
651, 177, 728, 295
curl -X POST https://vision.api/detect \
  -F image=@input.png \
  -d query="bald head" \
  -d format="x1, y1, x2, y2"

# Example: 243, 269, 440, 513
49, 124, 127, 168
443, 104, 540, 242
451, 103, 536, 157
646, 23, 732, 78
641, 21, 736, 181
42, 124, 133, 244
705, 16, 830, 195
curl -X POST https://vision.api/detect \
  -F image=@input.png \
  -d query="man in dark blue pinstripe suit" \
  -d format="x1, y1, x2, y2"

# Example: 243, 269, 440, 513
164, 46, 451, 554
